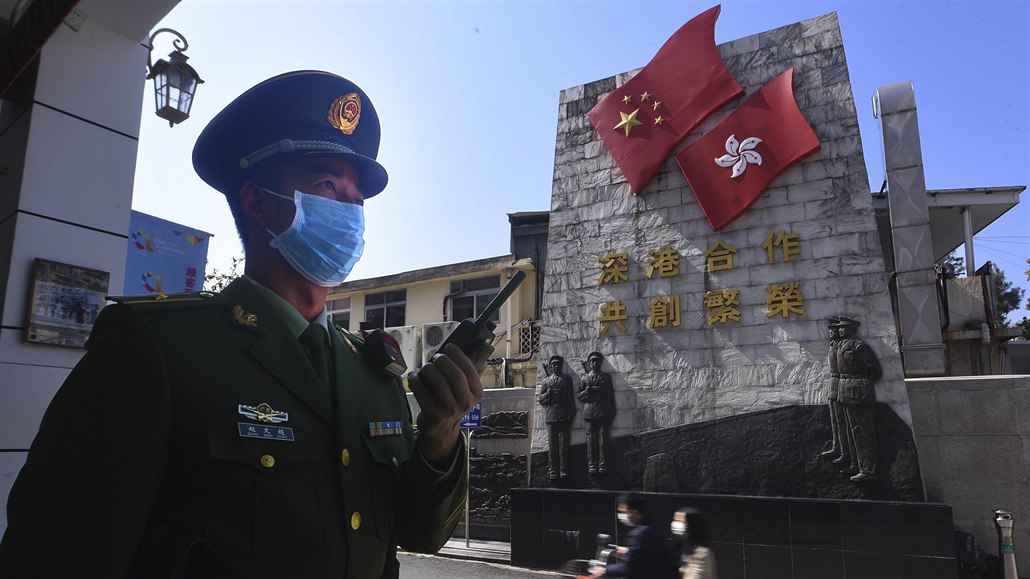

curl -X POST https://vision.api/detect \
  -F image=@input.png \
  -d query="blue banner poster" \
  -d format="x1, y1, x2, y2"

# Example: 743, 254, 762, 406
123, 211, 211, 296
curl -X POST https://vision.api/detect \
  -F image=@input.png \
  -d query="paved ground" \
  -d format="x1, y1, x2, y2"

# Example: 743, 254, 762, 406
399, 539, 571, 578
399, 552, 564, 578
434, 538, 512, 564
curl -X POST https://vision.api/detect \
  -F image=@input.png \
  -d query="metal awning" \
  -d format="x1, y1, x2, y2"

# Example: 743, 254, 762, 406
872, 186, 1024, 262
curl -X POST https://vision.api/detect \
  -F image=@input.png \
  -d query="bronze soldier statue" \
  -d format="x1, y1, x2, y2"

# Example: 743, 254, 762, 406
834, 316, 883, 482
538, 355, 576, 480
578, 352, 616, 474
821, 316, 851, 467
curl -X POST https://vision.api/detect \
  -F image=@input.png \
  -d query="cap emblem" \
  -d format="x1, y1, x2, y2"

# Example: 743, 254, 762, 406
328, 93, 361, 135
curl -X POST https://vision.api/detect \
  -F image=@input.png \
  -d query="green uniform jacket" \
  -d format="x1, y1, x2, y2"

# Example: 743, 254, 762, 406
0, 279, 467, 579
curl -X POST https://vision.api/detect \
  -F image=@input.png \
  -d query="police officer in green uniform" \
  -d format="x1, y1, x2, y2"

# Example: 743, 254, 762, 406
0, 71, 481, 579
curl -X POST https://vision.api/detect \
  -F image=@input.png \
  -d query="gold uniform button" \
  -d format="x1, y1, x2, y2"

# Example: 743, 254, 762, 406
351, 511, 362, 530
260, 455, 275, 468
341, 449, 351, 466
391, 456, 398, 467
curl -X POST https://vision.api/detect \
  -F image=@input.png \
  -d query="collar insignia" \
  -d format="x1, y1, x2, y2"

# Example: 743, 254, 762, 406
327, 93, 361, 135
239, 402, 288, 423
232, 304, 258, 327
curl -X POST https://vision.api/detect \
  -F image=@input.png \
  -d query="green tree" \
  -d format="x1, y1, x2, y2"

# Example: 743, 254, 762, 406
204, 256, 244, 292
992, 263, 1025, 325
939, 254, 1025, 327
937, 251, 966, 276
1026, 257, 1030, 312
1021, 258, 1030, 339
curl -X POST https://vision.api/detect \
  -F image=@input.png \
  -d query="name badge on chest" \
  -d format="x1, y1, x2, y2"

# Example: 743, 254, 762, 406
238, 422, 295, 442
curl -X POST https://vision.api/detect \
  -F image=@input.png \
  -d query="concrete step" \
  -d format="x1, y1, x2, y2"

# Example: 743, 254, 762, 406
432, 538, 511, 564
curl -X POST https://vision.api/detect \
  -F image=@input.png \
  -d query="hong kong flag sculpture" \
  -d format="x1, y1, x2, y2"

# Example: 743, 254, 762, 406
676, 68, 820, 231
587, 5, 743, 194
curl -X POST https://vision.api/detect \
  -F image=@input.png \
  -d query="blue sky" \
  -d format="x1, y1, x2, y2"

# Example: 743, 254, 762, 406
132, 0, 1029, 319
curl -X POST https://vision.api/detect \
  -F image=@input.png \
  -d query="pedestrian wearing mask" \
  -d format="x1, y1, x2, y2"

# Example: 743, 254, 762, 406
590, 493, 673, 578
671, 508, 717, 579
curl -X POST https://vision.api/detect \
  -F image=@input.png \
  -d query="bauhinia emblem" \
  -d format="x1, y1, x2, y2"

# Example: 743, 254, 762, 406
675, 68, 820, 231
715, 134, 763, 178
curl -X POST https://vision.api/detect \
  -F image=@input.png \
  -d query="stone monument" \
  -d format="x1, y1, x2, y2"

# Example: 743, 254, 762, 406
531, 9, 910, 495
515, 10, 956, 576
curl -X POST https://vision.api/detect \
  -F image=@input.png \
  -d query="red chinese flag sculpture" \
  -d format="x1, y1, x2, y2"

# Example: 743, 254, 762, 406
587, 5, 743, 194
676, 68, 820, 231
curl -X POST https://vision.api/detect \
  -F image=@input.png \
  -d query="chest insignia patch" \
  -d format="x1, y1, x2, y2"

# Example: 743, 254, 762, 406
239, 402, 289, 423
368, 421, 404, 436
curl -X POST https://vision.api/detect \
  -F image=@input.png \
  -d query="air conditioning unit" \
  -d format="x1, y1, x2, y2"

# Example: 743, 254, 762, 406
384, 325, 421, 373
421, 321, 460, 364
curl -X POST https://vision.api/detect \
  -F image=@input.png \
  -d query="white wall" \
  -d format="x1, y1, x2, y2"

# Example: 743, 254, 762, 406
907, 375, 1030, 573
0, 0, 179, 533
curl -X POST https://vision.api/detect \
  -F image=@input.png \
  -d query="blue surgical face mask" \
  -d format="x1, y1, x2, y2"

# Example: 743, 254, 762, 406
262, 188, 364, 287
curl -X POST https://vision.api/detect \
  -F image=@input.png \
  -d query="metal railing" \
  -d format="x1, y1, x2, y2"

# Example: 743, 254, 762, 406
485, 319, 540, 366
513, 319, 541, 356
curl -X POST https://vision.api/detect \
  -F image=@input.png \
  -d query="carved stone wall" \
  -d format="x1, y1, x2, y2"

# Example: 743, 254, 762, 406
473, 410, 528, 439
469, 452, 527, 529
529, 404, 923, 502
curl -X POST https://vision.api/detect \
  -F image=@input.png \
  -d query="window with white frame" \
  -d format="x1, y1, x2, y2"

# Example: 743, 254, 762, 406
449, 275, 501, 323
364, 289, 406, 329
328, 297, 350, 331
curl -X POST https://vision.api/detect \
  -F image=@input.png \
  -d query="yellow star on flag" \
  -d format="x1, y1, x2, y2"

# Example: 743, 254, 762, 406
622, 95, 632, 104
654, 116, 665, 126
640, 91, 652, 101
652, 100, 662, 111
614, 109, 643, 137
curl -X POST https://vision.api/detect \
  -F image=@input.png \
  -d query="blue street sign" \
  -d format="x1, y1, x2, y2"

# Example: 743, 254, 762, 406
460, 402, 482, 429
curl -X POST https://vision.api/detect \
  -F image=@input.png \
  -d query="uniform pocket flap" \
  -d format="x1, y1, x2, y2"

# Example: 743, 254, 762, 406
208, 422, 319, 472
361, 431, 413, 468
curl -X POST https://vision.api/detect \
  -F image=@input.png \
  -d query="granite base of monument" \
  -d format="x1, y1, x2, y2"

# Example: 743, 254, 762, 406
511, 489, 958, 579
530, 404, 923, 501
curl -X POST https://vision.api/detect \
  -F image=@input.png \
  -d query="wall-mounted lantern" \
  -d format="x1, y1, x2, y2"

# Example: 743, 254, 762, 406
145, 28, 203, 127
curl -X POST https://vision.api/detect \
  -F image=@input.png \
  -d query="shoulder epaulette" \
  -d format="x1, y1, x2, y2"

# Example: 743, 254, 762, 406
108, 291, 218, 306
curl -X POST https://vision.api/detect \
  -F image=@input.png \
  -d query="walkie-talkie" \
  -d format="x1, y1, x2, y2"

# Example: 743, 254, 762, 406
432, 270, 527, 368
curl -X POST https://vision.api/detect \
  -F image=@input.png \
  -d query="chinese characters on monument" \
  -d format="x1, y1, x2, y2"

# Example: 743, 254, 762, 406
596, 229, 807, 333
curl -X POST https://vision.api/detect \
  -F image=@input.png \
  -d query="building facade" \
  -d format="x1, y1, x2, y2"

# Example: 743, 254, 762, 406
327, 212, 548, 389
0, 0, 180, 532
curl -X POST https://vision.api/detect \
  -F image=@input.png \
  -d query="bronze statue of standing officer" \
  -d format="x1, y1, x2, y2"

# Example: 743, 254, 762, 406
538, 355, 576, 480
821, 316, 849, 467
578, 352, 616, 475
824, 316, 883, 482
